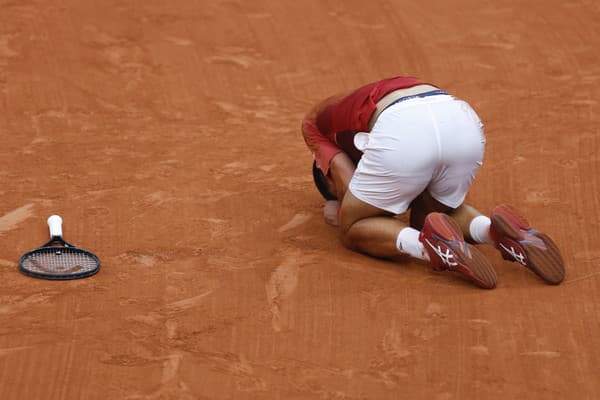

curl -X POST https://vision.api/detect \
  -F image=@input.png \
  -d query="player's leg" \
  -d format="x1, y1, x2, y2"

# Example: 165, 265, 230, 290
410, 191, 493, 244
412, 190, 565, 284
340, 189, 496, 289
427, 97, 564, 284
340, 96, 496, 288
339, 190, 423, 259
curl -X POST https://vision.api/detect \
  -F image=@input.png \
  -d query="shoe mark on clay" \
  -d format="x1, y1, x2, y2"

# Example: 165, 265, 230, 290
382, 328, 412, 360
213, 100, 243, 115
100, 351, 158, 367
274, 70, 312, 86
413, 303, 447, 341
221, 161, 249, 176
123, 353, 188, 400
555, 158, 578, 169
165, 36, 194, 46
117, 251, 161, 267
473, 62, 497, 70
103, 44, 156, 75
0, 292, 56, 315
229, 354, 267, 393
467, 318, 491, 326
127, 311, 163, 327
360, 290, 383, 314
0, 345, 34, 358
328, 11, 385, 30
413, 321, 442, 342
161, 351, 183, 384
266, 251, 311, 332
0, 34, 18, 66
523, 190, 559, 206
363, 327, 412, 388
425, 302, 446, 319
0, 259, 17, 268
122, 354, 194, 400
466, 320, 492, 355
278, 212, 312, 233
165, 289, 214, 314
259, 164, 276, 172
519, 350, 560, 359
475, 32, 520, 50
469, 345, 490, 356
143, 191, 178, 207
568, 98, 597, 106
164, 319, 178, 340
213, 96, 280, 120
0, 203, 35, 234
190, 351, 266, 393
246, 12, 272, 19
204, 46, 271, 69
80, 25, 161, 81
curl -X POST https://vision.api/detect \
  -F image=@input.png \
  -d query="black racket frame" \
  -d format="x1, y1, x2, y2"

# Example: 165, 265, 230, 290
19, 236, 101, 280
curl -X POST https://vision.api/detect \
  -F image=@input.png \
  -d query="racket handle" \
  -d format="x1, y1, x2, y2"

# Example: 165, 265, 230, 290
47, 215, 63, 238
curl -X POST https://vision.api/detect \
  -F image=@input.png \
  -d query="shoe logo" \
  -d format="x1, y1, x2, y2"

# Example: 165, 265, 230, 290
499, 243, 526, 265
425, 239, 458, 267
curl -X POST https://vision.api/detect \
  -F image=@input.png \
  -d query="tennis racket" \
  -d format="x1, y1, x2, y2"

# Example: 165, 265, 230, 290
19, 215, 100, 280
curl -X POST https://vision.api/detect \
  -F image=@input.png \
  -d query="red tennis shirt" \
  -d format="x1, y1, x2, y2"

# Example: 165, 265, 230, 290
302, 76, 427, 175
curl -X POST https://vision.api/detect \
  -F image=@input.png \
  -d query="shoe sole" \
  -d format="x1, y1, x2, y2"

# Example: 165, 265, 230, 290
491, 204, 565, 285
425, 213, 497, 289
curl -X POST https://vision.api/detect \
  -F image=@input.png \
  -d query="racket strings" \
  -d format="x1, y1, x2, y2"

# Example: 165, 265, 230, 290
21, 248, 99, 274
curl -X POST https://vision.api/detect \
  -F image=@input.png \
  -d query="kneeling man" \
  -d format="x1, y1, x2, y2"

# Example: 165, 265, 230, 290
302, 76, 565, 289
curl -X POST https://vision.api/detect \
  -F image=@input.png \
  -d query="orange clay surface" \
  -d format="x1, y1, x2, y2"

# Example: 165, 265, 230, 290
1, 1, 599, 399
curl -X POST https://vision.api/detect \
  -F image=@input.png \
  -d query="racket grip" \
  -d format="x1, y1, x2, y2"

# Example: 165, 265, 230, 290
47, 215, 63, 238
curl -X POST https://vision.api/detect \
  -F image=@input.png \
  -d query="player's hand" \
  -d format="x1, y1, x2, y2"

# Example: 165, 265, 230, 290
323, 200, 340, 226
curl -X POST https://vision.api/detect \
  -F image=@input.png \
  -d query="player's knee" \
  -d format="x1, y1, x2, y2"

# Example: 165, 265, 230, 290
340, 227, 359, 250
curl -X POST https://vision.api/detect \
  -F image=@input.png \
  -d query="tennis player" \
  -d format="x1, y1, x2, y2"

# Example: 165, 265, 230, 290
302, 76, 565, 288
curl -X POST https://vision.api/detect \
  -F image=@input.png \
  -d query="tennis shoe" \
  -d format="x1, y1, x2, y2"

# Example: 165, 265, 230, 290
420, 212, 497, 289
490, 204, 565, 284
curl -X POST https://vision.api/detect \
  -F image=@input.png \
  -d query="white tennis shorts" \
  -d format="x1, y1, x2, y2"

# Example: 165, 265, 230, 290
348, 94, 485, 214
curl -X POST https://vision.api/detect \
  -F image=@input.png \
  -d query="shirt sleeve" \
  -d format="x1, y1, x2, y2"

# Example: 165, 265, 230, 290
301, 113, 341, 176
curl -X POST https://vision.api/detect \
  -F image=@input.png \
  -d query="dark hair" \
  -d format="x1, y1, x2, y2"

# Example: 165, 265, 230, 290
312, 161, 337, 200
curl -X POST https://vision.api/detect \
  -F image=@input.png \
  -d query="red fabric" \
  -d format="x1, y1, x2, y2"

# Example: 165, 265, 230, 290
302, 76, 427, 175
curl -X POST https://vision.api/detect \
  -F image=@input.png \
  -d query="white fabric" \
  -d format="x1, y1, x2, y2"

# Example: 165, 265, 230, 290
353, 132, 370, 151
396, 227, 429, 261
348, 94, 485, 214
469, 215, 493, 244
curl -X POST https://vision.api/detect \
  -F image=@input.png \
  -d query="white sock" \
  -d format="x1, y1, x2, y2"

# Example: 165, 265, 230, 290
469, 215, 493, 244
396, 227, 430, 261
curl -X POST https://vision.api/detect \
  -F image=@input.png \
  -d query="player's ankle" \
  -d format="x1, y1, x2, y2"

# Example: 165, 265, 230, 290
397, 227, 430, 261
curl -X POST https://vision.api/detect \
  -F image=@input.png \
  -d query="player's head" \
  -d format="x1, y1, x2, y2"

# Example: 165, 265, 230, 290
312, 161, 338, 201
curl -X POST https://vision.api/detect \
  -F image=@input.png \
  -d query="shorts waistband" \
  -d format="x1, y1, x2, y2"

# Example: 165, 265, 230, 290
382, 89, 450, 113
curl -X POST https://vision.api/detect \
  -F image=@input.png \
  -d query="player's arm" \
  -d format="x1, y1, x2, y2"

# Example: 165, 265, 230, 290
301, 91, 351, 175
328, 151, 355, 201
302, 91, 360, 200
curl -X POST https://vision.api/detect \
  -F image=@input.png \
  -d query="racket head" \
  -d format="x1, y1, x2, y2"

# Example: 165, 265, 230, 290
19, 240, 101, 280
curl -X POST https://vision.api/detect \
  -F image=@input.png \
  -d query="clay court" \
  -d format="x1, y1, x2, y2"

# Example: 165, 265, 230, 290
1, 0, 599, 398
